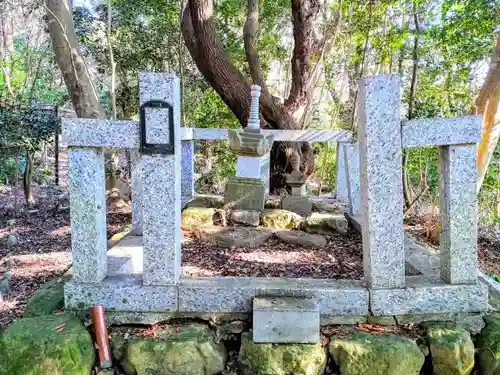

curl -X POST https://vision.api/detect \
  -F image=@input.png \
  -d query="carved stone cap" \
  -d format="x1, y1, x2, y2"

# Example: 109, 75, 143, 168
228, 129, 275, 156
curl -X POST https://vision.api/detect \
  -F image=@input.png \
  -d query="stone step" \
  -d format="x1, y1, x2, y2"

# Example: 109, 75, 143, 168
252, 297, 319, 344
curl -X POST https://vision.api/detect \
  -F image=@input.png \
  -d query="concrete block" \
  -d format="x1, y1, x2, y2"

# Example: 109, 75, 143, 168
402, 115, 481, 148
68, 148, 107, 283
224, 177, 266, 210
343, 144, 360, 216
370, 277, 488, 316
357, 75, 405, 289
439, 145, 478, 284
236, 154, 270, 194
64, 276, 178, 311
335, 143, 349, 200
281, 195, 312, 217
140, 72, 182, 285
253, 297, 320, 343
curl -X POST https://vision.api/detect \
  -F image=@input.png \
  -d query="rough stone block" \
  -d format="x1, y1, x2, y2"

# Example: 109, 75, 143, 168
253, 297, 320, 343
343, 144, 360, 216
281, 195, 312, 216
224, 177, 265, 210
68, 148, 107, 283
181, 140, 195, 202
140, 72, 182, 285
335, 142, 349, 200
230, 210, 261, 226
439, 145, 478, 284
402, 115, 481, 148
64, 276, 178, 311
236, 154, 270, 193
370, 278, 488, 316
358, 75, 405, 289
130, 150, 143, 235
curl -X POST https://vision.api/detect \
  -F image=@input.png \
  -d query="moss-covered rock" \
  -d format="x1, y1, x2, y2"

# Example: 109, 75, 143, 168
427, 325, 474, 375
114, 323, 227, 375
476, 315, 500, 375
329, 332, 424, 375
303, 213, 348, 235
24, 278, 67, 317
181, 207, 216, 230
238, 332, 326, 375
261, 209, 303, 229
0, 314, 95, 375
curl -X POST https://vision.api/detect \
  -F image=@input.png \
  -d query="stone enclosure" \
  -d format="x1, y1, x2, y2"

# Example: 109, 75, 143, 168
62, 73, 487, 342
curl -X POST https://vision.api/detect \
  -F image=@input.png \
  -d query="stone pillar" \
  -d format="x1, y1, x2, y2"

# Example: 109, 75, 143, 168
439, 144, 478, 284
344, 144, 360, 217
335, 142, 349, 201
140, 73, 182, 285
358, 75, 405, 289
68, 148, 107, 283
131, 150, 143, 235
181, 139, 195, 206
281, 151, 311, 216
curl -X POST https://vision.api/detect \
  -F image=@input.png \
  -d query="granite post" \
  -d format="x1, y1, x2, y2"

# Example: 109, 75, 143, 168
439, 144, 478, 284
140, 73, 182, 285
181, 139, 195, 206
68, 148, 107, 283
335, 142, 349, 200
358, 75, 405, 289
131, 150, 143, 235
344, 143, 360, 217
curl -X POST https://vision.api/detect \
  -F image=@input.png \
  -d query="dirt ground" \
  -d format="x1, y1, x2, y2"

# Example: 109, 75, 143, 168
1, 185, 499, 332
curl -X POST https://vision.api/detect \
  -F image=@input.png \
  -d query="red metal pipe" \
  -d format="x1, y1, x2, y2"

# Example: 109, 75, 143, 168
91, 305, 112, 369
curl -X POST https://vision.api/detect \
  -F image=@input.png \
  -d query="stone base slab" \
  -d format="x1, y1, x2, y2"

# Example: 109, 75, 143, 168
370, 277, 488, 316
281, 195, 312, 216
253, 297, 319, 343
64, 275, 178, 311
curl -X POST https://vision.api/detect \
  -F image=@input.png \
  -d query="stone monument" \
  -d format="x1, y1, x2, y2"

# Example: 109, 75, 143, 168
281, 150, 312, 216
224, 85, 274, 210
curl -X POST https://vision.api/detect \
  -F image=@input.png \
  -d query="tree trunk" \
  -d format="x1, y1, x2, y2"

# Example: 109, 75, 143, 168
23, 150, 35, 206
182, 0, 320, 192
45, 0, 104, 119
475, 36, 500, 192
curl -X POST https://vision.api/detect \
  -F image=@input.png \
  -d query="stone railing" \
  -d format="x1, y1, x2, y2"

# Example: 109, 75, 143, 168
61, 73, 488, 321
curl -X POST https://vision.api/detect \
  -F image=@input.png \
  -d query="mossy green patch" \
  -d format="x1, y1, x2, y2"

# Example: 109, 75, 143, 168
181, 207, 216, 230
114, 323, 226, 375
0, 314, 95, 375
329, 332, 424, 375
238, 332, 326, 375
24, 278, 68, 317
427, 325, 475, 375
477, 315, 500, 375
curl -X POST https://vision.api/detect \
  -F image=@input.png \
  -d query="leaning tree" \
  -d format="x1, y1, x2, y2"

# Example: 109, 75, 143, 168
182, 0, 331, 191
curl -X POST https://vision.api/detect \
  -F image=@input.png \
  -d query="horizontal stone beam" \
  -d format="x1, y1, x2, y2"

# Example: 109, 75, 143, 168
62, 118, 353, 147
402, 115, 481, 148
370, 276, 488, 315
62, 119, 140, 148
64, 276, 178, 311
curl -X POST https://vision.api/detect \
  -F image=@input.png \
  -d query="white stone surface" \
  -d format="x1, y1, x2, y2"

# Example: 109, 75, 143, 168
131, 150, 143, 235
236, 154, 270, 193
253, 297, 319, 343
335, 143, 348, 200
181, 140, 195, 202
68, 148, 107, 283
248, 85, 261, 130
439, 145, 478, 284
358, 75, 405, 289
140, 72, 182, 285
402, 116, 482, 148
62, 119, 139, 148
344, 143, 360, 216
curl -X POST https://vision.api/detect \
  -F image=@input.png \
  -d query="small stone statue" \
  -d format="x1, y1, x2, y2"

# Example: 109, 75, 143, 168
0, 270, 13, 302
285, 151, 307, 190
